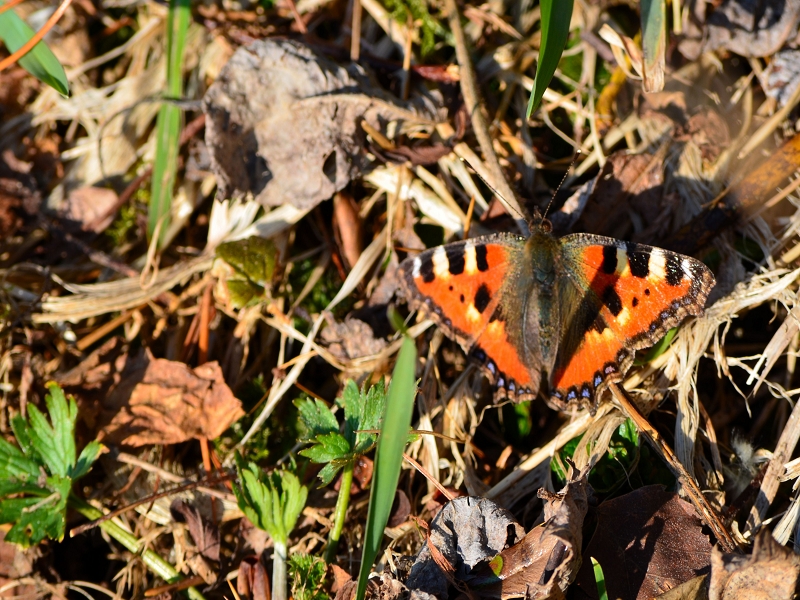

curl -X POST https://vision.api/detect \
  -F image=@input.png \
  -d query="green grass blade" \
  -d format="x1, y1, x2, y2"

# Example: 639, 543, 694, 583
526, 0, 574, 118
355, 337, 417, 600
591, 557, 609, 600
148, 0, 190, 247
0, 2, 69, 96
641, 0, 666, 92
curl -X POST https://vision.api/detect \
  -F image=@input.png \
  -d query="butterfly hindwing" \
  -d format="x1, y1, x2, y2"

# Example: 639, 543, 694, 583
550, 234, 715, 407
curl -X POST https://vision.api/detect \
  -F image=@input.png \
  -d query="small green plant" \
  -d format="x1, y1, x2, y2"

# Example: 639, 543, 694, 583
553, 418, 639, 492
384, 0, 446, 57
288, 553, 327, 600
0, 383, 204, 598
234, 456, 308, 600
295, 379, 386, 562
0, 383, 103, 547
592, 557, 609, 600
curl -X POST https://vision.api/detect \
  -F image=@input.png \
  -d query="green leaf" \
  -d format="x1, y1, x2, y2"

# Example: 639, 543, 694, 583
356, 336, 417, 600
315, 462, 342, 487
27, 383, 77, 477
353, 381, 386, 455
526, 0, 574, 117
592, 557, 609, 600
0, 436, 39, 480
0, 3, 69, 96
288, 553, 327, 600
340, 380, 362, 447
148, 0, 191, 247
295, 397, 339, 441
233, 455, 308, 546
298, 432, 351, 464
72, 440, 104, 480
217, 237, 278, 288
2, 474, 71, 547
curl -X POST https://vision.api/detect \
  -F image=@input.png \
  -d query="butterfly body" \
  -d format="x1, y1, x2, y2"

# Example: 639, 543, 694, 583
398, 223, 715, 411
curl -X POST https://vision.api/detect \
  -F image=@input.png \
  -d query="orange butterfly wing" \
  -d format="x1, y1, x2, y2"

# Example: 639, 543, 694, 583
549, 235, 715, 408
398, 234, 537, 395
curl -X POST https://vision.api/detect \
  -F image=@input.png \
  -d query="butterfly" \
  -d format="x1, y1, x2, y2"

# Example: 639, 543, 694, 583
397, 217, 715, 411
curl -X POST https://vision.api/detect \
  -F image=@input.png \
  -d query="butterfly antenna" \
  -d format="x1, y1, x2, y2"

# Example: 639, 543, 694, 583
457, 157, 529, 223
542, 150, 582, 221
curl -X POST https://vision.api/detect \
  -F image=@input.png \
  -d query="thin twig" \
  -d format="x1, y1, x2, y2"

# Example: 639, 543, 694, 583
69, 473, 234, 537
443, 0, 527, 233
350, 0, 362, 61
403, 453, 455, 501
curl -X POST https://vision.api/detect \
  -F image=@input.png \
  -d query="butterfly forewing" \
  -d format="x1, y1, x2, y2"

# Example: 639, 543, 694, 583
398, 234, 523, 349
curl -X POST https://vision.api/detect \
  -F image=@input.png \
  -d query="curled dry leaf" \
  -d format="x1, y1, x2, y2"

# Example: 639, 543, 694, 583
574, 486, 712, 600
406, 470, 588, 599
238, 555, 270, 600
679, 0, 800, 60
203, 39, 439, 211
170, 499, 221, 562
85, 348, 244, 446
708, 529, 800, 600
764, 49, 800, 107
320, 314, 388, 363
61, 186, 119, 233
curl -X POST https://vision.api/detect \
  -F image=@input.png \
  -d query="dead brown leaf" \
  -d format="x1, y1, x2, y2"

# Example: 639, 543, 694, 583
680, 0, 800, 60
571, 151, 665, 240
61, 186, 119, 233
72, 347, 244, 446
0, 530, 39, 599
203, 39, 438, 211
170, 499, 220, 562
320, 314, 387, 362
574, 486, 712, 600
238, 555, 270, 600
407, 470, 588, 599
333, 190, 363, 271
654, 575, 708, 600
708, 530, 800, 600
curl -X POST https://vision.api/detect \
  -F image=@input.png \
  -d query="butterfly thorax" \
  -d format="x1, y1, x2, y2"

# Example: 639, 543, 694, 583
515, 227, 562, 387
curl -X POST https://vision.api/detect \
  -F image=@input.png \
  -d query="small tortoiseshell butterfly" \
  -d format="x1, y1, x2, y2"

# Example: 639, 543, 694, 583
398, 217, 715, 411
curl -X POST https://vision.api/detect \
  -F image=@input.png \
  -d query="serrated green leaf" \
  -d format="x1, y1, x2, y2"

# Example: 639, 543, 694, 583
72, 440, 104, 480
233, 454, 308, 546
27, 384, 77, 477
315, 462, 342, 487
0, 3, 69, 96
353, 381, 386, 455
0, 437, 39, 480
526, 0, 574, 117
295, 398, 339, 441
10, 413, 35, 459
0, 480, 50, 499
299, 432, 351, 463
2, 474, 71, 548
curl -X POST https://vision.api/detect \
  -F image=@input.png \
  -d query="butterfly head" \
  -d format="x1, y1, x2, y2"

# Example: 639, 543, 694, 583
529, 207, 553, 234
